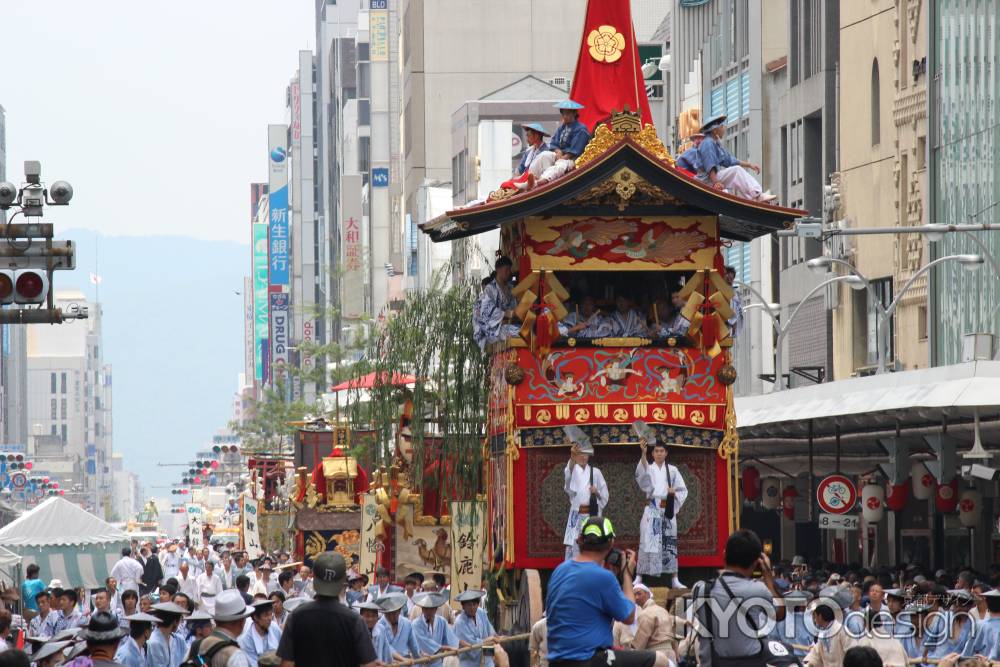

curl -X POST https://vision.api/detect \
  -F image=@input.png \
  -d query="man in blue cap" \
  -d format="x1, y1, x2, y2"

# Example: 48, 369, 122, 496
524, 101, 591, 190
696, 115, 776, 202
516, 123, 551, 177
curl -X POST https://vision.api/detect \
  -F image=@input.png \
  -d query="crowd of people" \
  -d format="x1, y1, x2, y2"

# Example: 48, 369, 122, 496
531, 520, 1000, 667
0, 539, 334, 666
473, 259, 743, 350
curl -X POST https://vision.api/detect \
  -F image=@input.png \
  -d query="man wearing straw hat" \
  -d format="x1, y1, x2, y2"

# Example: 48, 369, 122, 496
454, 590, 508, 667
115, 611, 159, 667
412, 592, 458, 667
76, 610, 129, 666
562, 426, 609, 561
375, 593, 422, 664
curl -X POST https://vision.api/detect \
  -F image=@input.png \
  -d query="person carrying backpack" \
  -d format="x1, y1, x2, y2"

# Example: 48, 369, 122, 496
182, 590, 253, 667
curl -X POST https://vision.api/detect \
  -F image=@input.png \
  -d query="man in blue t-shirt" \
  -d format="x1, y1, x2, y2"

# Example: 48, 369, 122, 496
546, 516, 664, 667
21, 563, 46, 614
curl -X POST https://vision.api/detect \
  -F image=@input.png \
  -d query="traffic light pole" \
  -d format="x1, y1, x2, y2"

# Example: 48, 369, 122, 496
0, 308, 87, 324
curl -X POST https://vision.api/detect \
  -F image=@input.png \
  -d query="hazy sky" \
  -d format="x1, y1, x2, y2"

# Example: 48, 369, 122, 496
2, 0, 314, 243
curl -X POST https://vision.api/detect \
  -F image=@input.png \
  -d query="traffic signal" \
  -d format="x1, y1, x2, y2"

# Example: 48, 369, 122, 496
0, 270, 48, 305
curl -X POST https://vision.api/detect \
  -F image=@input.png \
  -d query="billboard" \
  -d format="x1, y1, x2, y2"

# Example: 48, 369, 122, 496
270, 292, 290, 378
267, 124, 290, 287
252, 223, 269, 382
243, 276, 254, 385
370, 12, 388, 61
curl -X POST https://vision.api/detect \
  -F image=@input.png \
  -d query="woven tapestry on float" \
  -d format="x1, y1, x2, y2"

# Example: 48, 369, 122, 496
524, 445, 720, 561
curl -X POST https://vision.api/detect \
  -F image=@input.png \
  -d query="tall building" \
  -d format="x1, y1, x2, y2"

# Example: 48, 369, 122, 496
288, 53, 323, 405
111, 453, 140, 522
670, 0, 781, 396
26, 291, 113, 515
929, 0, 1000, 365
832, 0, 928, 376
0, 103, 30, 447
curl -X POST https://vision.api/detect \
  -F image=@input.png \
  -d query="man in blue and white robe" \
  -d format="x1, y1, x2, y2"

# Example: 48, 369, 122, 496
635, 441, 687, 588
376, 595, 422, 663
455, 591, 508, 667
559, 296, 611, 338
609, 295, 649, 337
412, 593, 458, 667
473, 256, 520, 349
697, 115, 772, 202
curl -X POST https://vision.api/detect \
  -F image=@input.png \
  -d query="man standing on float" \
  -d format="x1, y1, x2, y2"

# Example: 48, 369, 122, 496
563, 426, 609, 561
633, 421, 687, 588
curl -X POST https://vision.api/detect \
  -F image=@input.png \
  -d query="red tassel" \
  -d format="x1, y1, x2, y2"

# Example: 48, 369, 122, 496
534, 310, 559, 357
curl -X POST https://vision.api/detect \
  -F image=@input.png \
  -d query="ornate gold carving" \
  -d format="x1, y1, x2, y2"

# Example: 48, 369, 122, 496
304, 479, 320, 509
570, 168, 682, 211
611, 109, 643, 133
488, 187, 518, 203
591, 336, 653, 347
587, 25, 625, 63
576, 122, 675, 169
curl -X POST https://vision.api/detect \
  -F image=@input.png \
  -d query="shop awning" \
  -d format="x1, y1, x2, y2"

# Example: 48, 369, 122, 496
736, 361, 1000, 441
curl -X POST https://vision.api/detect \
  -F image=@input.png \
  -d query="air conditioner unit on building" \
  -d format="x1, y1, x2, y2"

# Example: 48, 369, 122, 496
962, 333, 994, 362
549, 77, 571, 91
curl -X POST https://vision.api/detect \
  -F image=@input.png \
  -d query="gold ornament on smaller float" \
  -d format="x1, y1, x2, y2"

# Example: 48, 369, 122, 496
587, 25, 625, 63
717, 364, 738, 386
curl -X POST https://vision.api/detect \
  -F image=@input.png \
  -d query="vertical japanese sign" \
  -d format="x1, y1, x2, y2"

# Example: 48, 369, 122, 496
242, 494, 263, 560
253, 224, 269, 383
449, 501, 485, 598
370, 12, 388, 61
290, 80, 301, 142
359, 493, 383, 578
186, 505, 204, 549
269, 292, 290, 374
267, 124, 290, 287
243, 276, 254, 384
340, 175, 364, 320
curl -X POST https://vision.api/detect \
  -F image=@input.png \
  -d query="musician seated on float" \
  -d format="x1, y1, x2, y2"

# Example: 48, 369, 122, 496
609, 295, 650, 337
653, 292, 690, 338
697, 115, 777, 203
559, 295, 612, 339
473, 256, 521, 349
520, 100, 590, 192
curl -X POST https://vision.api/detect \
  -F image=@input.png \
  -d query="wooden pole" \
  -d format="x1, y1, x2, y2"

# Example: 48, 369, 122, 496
386, 633, 531, 667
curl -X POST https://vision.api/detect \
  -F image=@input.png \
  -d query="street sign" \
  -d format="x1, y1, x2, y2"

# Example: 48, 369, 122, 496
10, 473, 25, 489
816, 474, 857, 514
372, 167, 389, 187
818, 513, 859, 530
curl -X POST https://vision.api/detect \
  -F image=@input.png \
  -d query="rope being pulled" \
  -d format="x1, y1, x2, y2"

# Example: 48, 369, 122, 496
385, 632, 530, 667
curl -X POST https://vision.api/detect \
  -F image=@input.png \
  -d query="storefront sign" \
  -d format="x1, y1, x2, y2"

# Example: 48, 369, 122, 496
816, 475, 857, 515
818, 513, 858, 530
187, 505, 204, 549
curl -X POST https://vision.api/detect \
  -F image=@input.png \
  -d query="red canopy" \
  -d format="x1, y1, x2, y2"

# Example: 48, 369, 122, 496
329, 371, 417, 392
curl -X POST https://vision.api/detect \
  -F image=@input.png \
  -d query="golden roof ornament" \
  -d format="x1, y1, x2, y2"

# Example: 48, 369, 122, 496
576, 108, 675, 168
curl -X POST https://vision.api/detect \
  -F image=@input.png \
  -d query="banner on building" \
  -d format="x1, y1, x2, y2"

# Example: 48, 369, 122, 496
359, 493, 383, 579
269, 292, 290, 378
242, 494, 263, 560
186, 505, 204, 549
340, 175, 365, 321
449, 501, 485, 598
243, 276, 254, 384
370, 12, 388, 61
253, 222, 269, 382
290, 80, 301, 142
267, 124, 290, 287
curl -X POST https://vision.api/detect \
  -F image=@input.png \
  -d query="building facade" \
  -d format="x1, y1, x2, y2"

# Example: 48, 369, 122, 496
26, 291, 113, 515
930, 0, 1000, 365
832, 0, 929, 377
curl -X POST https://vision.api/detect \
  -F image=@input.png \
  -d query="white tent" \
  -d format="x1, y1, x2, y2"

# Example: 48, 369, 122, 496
0, 497, 129, 588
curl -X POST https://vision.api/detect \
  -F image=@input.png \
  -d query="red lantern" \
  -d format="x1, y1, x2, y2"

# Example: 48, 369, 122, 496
935, 478, 959, 513
742, 466, 761, 502
886, 481, 909, 512
782, 486, 798, 520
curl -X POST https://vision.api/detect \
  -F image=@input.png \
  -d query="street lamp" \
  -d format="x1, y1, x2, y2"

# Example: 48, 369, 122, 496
806, 254, 983, 373
740, 275, 865, 391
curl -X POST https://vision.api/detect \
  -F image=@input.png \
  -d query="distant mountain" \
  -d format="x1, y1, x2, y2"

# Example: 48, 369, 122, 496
57, 229, 248, 490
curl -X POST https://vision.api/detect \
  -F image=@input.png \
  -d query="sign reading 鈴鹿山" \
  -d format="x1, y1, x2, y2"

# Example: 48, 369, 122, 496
449, 501, 485, 599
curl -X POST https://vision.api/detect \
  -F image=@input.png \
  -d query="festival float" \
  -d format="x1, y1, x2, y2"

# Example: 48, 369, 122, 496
419, 0, 807, 629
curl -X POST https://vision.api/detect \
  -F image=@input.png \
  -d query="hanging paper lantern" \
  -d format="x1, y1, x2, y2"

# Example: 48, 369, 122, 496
886, 481, 909, 512
959, 489, 982, 528
742, 466, 761, 502
782, 486, 799, 520
861, 484, 885, 523
910, 461, 934, 500
935, 478, 959, 513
